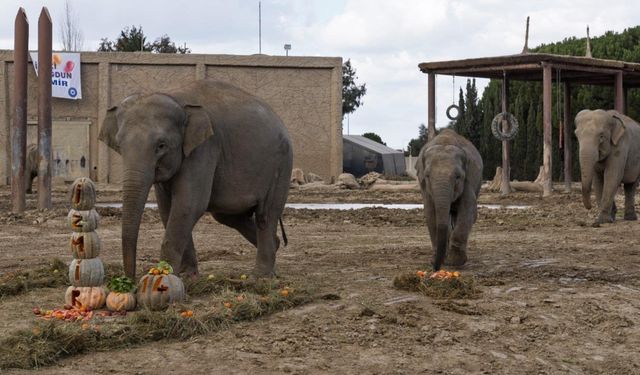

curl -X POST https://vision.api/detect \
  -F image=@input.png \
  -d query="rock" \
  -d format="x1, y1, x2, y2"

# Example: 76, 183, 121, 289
291, 168, 306, 185
336, 173, 359, 189
509, 316, 521, 324
305, 172, 324, 183
359, 172, 381, 188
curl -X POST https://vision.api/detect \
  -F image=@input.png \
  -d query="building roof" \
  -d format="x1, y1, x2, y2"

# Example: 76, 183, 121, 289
418, 53, 640, 87
343, 135, 402, 155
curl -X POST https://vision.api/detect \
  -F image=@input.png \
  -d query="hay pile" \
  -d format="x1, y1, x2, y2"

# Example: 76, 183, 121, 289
0, 272, 313, 370
393, 271, 480, 299
0, 259, 67, 298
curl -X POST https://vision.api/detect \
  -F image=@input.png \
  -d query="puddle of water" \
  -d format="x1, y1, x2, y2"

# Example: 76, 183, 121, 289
96, 202, 530, 210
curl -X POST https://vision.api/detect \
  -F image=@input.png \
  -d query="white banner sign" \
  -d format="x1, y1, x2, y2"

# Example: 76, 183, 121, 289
30, 52, 82, 100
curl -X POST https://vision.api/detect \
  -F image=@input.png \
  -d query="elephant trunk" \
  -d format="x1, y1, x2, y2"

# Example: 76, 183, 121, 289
433, 189, 452, 271
121, 168, 153, 279
579, 147, 598, 210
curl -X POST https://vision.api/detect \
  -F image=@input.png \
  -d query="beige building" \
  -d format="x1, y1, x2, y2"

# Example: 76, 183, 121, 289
0, 51, 343, 185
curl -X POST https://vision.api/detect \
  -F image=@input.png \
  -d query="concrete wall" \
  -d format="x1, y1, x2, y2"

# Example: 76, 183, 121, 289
0, 51, 343, 185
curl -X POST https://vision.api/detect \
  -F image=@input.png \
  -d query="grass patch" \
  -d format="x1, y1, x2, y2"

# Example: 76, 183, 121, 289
0, 274, 313, 370
0, 260, 124, 300
0, 259, 67, 299
393, 272, 480, 299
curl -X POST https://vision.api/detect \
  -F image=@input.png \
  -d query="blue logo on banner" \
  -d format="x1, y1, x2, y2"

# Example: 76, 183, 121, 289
68, 87, 78, 98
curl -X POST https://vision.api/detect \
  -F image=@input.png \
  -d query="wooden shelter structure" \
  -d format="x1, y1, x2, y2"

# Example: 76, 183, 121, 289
419, 53, 640, 196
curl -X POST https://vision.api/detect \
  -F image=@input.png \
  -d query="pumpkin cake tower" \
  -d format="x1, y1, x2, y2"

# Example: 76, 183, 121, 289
65, 177, 106, 309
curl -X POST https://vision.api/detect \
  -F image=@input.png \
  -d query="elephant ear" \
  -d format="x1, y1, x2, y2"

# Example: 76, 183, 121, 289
183, 104, 214, 157
98, 106, 121, 154
611, 114, 626, 146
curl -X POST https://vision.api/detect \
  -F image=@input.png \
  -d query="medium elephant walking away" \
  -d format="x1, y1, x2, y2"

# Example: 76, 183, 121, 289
99, 80, 293, 279
575, 109, 640, 224
415, 129, 483, 271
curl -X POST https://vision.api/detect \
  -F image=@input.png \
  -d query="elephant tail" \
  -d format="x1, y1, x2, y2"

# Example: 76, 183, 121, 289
279, 217, 288, 247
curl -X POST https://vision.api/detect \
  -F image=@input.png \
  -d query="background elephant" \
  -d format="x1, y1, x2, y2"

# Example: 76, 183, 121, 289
25, 143, 38, 194
415, 129, 483, 271
575, 109, 640, 224
99, 80, 293, 279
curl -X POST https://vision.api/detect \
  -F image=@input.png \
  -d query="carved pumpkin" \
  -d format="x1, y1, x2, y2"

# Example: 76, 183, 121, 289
69, 232, 101, 259
68, 258, 104, 287
106, 292, 136, 311
67, 209, 100, 232
69, 177, 97, 210
136, 274, 185, 310
65, 286, 106, 309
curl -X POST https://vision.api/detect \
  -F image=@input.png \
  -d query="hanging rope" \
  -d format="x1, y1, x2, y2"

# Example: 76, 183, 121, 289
446, 74, 461, 121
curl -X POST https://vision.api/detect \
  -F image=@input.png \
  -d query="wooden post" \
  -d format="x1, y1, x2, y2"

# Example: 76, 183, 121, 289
500, 76, 511, 195
542, 63, 553, 197
614, 71, 624, 114
12, 8, 28, 213
563, 82, 572, 192
37, 7, 52, 210
427, 73, 436, 141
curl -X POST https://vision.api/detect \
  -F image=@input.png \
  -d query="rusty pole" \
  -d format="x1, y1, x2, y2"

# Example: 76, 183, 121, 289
542, 63, 553, 197
37, 7, 53, 209
500, 75, 511, 195
563, 82, 572, 192
11, 8, 28, 213
427, 73, 436, 142
614, 72, 624, 114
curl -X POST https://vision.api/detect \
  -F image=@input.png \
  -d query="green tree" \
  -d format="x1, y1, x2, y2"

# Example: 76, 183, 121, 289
407, 124, 428, 156
362, 132, 386, 145
98, 26, 190, 54
342, 59, 367, 116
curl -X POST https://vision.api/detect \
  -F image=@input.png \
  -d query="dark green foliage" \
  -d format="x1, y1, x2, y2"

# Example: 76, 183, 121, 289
342, 59, 367, 116
97, 25, 190, 54
362, 132, 386, 145
458, 26, 640, 180
406, 124, 428, 156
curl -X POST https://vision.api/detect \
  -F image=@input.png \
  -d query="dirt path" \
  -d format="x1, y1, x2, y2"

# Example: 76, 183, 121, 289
2, 186, 640, 374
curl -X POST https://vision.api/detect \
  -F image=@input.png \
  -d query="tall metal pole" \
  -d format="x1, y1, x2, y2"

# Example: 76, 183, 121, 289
258, 1, 262, 54
427, 73, 436, 141
500, 75, 511, 195
12, 8, 28, 213
542, 63, 553, 197
563, 82, 572, 192
38, 7, 52, 209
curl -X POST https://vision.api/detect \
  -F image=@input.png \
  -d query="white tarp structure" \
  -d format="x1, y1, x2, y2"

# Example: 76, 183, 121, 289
30, 52, 82, 100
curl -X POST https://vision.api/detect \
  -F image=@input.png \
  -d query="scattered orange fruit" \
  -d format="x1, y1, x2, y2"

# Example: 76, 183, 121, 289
280, 289, 290, 297
223, 301, 232, 309
429, 270, 461, 280
416, 270, 427, 278
180, 310, 194, 318
240, 274, 248, 280
236, 294, 246, 302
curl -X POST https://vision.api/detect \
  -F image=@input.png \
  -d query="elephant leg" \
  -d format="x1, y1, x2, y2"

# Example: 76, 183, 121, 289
254, 213, 280, 277
423, 195, 437, 262
212, 212, 258, 247
623, 181, 638, 220
596, 169, 621, 224
446, 194, 475, 267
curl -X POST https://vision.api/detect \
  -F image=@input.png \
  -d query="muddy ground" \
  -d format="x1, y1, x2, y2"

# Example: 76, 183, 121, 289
1, 184, 639, 374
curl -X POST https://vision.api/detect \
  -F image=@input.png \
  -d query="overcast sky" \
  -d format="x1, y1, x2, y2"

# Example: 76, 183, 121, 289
0, 0, 637, 150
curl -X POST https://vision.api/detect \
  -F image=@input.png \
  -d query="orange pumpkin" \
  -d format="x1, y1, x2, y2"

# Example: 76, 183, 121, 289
69, 177, 97, 210
106, 292, 136, 311
65, 286, 106, 309
69, 232, 101, 259
136, 274, 185, 310
68, 209, 100, 233
69, 258, 104, 286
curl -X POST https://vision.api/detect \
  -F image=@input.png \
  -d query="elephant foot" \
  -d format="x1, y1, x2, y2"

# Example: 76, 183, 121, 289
179, 264, 199, 279
444, 250, 467, 267
624, 212, 638, 221
253, 264, 277, 278
595, 213, 614, 225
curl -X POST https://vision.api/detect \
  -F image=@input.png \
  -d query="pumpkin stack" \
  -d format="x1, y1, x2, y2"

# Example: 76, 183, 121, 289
65, 177, 107, 310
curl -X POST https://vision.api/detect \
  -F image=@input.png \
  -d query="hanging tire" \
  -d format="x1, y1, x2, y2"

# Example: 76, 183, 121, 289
491, 112, 519, 141
446, 104, 460, 121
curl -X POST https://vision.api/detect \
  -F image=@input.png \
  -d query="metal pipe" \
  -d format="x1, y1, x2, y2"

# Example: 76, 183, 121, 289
563, 82, 572, 192
38, 7, 52, 209
11, 8, 28, 213
427, 73, 436, 141
500, 74, 511, 195
542, 63, 553, 197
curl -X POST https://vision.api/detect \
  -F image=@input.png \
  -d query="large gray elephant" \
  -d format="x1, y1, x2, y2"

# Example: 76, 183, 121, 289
25, 143, 38, 194
415, 129, 483, 271
99, 80, 293, 279
575, 109, 640, 224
